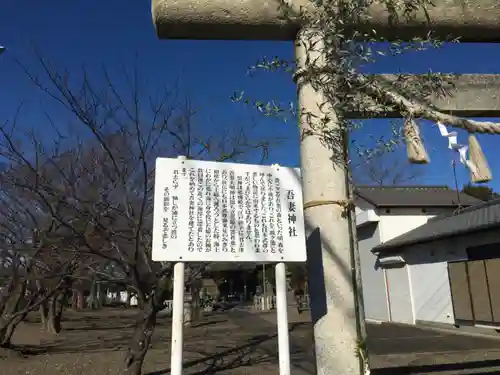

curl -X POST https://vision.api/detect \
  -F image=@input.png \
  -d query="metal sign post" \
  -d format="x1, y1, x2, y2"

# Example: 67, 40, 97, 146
275, 261, 291, 375
152, 158, 306, 375
263, 264, 267, 310
170, 261, 185, 375
170, 155, 187, 375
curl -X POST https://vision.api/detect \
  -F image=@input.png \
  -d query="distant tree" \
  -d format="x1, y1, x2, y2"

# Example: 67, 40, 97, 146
352, 152, 424, 186
462, 184, 499, 202
350, 130, 425, 186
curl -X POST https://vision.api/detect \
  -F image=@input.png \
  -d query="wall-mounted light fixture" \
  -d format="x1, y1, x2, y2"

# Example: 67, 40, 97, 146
377, 255, 405, 267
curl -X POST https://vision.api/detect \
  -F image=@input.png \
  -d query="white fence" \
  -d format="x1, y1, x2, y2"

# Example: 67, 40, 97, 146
105, 292, 213, 316
163, 300, 173, 314
106, 290, 310, 314
253, 295, 277, 310
161, 299, 215, 315
253, 294, 310, 311
105, 291, 131, 305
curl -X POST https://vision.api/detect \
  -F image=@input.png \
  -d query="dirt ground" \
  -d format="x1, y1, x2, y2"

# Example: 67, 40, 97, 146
0, 308, 314, 375
3, 307, 500, 375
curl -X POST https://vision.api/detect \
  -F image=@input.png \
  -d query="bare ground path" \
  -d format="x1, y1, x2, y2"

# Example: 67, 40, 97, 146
0, 308, 312, 375
248, 309, 500, 375
367, 322, 500, 375
1, 308, 500, 374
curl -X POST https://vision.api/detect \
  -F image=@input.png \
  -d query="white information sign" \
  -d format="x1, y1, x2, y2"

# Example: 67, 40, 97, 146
152, 158, 306, 262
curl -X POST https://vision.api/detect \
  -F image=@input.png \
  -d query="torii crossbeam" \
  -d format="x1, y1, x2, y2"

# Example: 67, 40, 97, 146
152, 0, 500, 41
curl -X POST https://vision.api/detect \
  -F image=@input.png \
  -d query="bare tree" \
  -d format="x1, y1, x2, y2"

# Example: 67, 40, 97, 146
345, 120, 425, 186
6, 53, 278, 375
352, 150, 425, 186
0, 169, 77, 345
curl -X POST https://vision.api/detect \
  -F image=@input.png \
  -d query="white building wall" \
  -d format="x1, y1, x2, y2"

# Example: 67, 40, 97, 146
376, 208, 454, 325
404, 246, 464, 324
380, 209, 435, 324
356, 206, 458, 325
357, 223, 389, 322
404, 230, 500, 326
358, 206, 500, 328
370, 208, 435, 324
378, 209, 437, 242
385, 265, 414, 323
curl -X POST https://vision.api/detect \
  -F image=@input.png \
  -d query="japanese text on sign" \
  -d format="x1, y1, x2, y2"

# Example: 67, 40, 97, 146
152, 158, 306, 263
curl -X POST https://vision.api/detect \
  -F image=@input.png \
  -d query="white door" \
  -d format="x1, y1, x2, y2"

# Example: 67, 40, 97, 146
386, 266, 414, 324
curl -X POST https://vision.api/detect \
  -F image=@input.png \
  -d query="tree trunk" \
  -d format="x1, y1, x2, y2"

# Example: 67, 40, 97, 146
72, 290, 85, 310
71, 291, 77, 310
137, 295, 145, 310
189, 277, 203, 322
94, 283, 103, 309
123, 303, 157, 375
46, 297, 60, 334
190, 288, 202, 322
88, 281, 99, 310
39, 300, 49, 331
0, 279, 15, 310
45, 291, 66, 334
0, 281, 26, 347
0, 312, 28, 347
122, 276, 172, 375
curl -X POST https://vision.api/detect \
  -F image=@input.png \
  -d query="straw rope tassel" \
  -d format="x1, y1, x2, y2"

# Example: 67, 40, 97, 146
404, 118, 429, 164
468, 134, 492, 183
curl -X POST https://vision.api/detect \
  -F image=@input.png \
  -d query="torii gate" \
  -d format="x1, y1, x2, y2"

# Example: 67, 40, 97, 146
150, 1, 500, 374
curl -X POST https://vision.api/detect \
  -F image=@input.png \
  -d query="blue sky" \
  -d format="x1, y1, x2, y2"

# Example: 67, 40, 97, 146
1, 0, 500, 191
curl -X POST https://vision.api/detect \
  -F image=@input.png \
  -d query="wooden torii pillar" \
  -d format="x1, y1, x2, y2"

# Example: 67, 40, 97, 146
151, 1, 500, 374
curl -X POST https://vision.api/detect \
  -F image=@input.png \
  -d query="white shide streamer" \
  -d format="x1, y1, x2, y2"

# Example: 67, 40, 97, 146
437, 122, 477, 176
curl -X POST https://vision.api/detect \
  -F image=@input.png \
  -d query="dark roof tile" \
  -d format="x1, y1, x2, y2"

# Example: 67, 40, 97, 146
355, 185, 481, 208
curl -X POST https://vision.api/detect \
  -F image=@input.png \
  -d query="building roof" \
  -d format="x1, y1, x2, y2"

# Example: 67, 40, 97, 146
355, 185, 481, 208
373, 198, 500, 253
